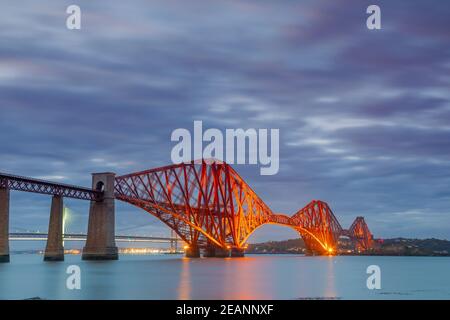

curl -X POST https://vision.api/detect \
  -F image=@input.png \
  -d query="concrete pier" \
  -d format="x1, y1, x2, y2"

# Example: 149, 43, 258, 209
203, 242, 230, 257
185, 245, 200, 258
203, 241, 217, 257
230, 248, 245, 257
44, 196, 64, 261
0, 188, 9, 263
214, 247, 230, 258
82, 173, 118, 260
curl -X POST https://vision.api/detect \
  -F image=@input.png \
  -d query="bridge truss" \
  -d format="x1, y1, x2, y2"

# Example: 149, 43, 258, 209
115, 160, 374, 255
0, 173, 102, 201
348, 217, 373, 252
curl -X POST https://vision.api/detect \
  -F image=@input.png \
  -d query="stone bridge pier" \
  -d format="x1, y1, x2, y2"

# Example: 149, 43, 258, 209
0, 188, 10, 263
82, 173, 118, 260
44, 195, 65, 261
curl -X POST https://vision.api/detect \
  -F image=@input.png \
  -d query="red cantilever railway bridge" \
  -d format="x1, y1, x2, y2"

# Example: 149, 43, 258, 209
0, 159, 373, 261
114, 160, 373, 256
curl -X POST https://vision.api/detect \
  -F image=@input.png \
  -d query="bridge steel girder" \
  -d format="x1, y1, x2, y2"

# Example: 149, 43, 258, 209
1, 161, 375, 259
290, 200, 343, 255
115, 160, 273, 255
268, 201, 343, 255
0, 172, 103, 201
114, 160, 372, 256
348, 217, 373, 252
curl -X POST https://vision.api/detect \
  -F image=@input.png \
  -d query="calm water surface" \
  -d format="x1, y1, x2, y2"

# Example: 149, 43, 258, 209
1, 254, 449, 300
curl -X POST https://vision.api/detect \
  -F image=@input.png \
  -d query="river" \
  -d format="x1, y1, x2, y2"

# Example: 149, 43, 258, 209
0, 254, 449, 299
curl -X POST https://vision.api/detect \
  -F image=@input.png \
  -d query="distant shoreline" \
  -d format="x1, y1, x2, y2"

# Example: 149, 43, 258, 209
247, 237, 450, 257
246, 252, 450, 257
10, 237, 450, 258
9, 251, 450, 257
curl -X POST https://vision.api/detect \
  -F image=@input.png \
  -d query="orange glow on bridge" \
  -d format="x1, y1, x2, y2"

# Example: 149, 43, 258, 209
114, 160, 374, 256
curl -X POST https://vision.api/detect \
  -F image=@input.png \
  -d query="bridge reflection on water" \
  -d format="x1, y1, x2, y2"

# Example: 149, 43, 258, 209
1, 253, 449, 299
177, 255, 338, 300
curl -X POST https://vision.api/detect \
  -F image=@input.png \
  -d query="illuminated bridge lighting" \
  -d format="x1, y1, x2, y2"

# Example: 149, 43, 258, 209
114, 159, 374, 255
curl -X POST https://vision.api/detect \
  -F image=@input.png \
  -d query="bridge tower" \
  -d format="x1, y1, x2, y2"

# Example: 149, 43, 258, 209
0, 187, 10, 263
82, 173, 118, 260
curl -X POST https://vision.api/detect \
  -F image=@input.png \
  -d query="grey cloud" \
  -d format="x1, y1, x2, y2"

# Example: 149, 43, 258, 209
1, 0, 449, 240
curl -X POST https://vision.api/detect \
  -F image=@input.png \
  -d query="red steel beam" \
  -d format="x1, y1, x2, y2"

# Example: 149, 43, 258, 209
114, 160, 375, 255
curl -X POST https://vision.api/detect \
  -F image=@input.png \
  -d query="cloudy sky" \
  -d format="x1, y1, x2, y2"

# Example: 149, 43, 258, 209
1, 0, 449, 243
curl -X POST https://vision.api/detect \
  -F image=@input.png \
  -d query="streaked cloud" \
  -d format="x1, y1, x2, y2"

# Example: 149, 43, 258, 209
1, 0, 449, 241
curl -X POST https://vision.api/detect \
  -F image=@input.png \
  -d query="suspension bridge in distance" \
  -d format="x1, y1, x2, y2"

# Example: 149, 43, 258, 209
0, 159, 374, 263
